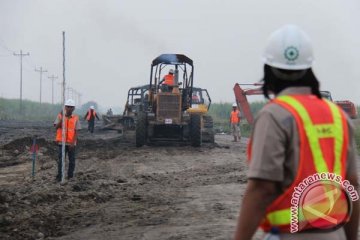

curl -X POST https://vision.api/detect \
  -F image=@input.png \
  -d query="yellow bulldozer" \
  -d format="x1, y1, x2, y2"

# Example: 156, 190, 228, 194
135, 54, 214, 147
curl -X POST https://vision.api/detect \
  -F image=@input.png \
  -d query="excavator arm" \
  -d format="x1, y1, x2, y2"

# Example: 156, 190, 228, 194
233, 83, 264, 125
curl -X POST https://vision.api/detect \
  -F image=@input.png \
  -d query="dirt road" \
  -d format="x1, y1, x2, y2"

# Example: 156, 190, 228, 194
1, 120, 359, 240
0, 121, 260, 240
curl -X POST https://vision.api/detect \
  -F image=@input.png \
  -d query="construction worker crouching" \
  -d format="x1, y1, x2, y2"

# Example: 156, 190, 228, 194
159, 69, 175, 92
234, 25, 359, 239
53, 99, 81, 181
230, 103, 241, 142
84, 105, 100, 134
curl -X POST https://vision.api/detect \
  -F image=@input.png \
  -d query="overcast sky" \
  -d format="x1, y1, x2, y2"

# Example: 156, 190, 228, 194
0, 0, 359, 112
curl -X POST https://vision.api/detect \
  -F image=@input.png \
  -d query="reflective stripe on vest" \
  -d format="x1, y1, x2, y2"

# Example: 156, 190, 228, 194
230, 110, 240, 123
277, 96, 344, 175
56, 115, 79, 144
86, 110, 96, 121
252, 95, 349, 232
164, 74, 174, 85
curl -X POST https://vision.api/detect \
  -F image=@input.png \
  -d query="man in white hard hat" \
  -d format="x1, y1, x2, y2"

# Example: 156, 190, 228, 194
234, 25, 359, 239
53, 99, 81, 181
84, 105, 100, 134
230, 103, 241, 142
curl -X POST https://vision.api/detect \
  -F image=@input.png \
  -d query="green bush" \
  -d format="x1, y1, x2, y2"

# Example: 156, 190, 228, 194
355, 125, 360, 153
0, 98, 72, 120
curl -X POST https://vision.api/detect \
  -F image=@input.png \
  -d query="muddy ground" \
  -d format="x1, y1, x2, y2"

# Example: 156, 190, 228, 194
0, 120, 261, 240
0, 120, 359, 240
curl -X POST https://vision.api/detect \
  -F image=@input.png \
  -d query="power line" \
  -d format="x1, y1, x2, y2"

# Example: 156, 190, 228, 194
35, 67, 48, 104
0, 38, 14, 53
13, 50, 30, 112
48, 74, 58, 105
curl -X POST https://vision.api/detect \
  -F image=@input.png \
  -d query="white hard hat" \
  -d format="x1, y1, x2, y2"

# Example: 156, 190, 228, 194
90, 105, 95, 110
64, 99, 75, 107
232, 103, 237, 107
263, 24, 314, 70
169, 69, 174, 74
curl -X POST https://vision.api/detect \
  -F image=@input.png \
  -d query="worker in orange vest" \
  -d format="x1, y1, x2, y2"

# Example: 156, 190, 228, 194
159, 69, 175, 92
53, 99, 81, 181
84, 105, 100, 134
234, 25, 359, 239
230, 103, 241, 142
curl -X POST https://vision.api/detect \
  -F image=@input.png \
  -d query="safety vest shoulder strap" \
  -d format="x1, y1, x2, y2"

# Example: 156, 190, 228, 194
274, 95, 345, 175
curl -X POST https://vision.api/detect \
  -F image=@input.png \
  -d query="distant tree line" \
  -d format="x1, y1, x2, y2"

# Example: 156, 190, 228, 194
0, 98, 99, 121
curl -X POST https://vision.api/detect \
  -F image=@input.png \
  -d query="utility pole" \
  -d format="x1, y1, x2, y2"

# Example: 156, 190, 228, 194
35, 67, 47, 104
77, 92, 82, 106
48, 75, 58, 105
13, 50, 30, 112
66, 87, 73, 100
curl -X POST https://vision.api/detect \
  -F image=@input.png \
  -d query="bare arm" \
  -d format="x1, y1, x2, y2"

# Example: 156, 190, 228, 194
54, 115, 62, 129
234, 179, 279, 240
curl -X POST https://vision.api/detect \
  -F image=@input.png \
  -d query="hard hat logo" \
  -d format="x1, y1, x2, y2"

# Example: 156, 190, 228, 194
284, 46, 299, 61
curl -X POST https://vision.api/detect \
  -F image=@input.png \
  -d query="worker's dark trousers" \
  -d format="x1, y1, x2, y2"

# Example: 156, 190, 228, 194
57, 145, 76, 180
87, 120, 95, 133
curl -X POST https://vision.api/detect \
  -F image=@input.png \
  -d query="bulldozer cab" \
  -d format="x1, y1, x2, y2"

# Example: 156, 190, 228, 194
187, 87, 212, 114
123, 84, 150, 116
135, 54, 206, 147
148, 54, 194, 123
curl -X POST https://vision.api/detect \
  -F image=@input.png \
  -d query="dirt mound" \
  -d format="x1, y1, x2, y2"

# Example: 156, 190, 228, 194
2, 137, 48, 152
0, 169, 117, 240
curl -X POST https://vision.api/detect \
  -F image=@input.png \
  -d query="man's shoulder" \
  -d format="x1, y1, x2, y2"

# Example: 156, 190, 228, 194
256, 102, 294, 124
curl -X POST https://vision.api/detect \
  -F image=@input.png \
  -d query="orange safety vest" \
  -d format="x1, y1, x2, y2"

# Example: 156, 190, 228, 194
248, 95, 349, 233
163, 74, 174, 85
55, 114, 79, 145
86, 110, 96, 121
230, 110, 240, 123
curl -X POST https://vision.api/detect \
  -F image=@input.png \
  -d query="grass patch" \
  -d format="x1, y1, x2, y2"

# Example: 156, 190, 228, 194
354, 122, 360, 153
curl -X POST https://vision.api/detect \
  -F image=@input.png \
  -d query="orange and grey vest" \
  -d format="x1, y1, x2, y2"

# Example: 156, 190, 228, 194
56, 114, 79, 145
230, 110, 240, 123
86, 110, 96, 121
248, 95, 349, 232
163, 74, 174, 85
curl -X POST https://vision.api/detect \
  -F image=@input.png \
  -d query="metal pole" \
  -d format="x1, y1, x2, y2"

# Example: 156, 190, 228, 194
20, 50, 23, 111
40, 67, 42, 104
61, 31, 66, 183
32, 137, 37, 177
48, 75, 58, 105
35, 67, 48, 104
13, 50, 30, 113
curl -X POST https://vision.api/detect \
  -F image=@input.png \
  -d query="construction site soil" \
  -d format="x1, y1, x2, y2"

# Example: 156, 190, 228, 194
0, 120, 359, 240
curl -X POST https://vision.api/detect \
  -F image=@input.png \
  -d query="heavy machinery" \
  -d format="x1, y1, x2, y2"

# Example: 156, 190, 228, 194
135, 53, 214, 147
233, 83, 358, 125
188, 87, 214, 143
233, 83, 263, 125
334, 100, 358, 119
102, 85, 150, 132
